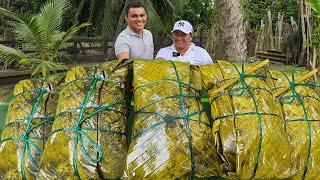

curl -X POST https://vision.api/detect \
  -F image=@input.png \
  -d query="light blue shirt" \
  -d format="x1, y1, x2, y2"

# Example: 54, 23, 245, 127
115, 27, 154, 59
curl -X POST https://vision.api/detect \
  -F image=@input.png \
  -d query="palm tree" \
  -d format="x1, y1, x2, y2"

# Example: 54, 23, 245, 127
72, 0, 186, 37
0, 0, 90, 77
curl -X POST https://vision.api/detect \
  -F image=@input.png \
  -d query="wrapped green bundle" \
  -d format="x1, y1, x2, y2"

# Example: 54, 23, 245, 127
200, 60, 293, 179
0, 74, 65, 179
126, 60, 222, 179
268, 70, 320, 179
39, 60, 131, 179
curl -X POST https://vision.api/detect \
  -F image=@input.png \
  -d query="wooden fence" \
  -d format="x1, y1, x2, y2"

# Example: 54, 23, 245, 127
255, 10, 300, 65
0, 35, 206, 68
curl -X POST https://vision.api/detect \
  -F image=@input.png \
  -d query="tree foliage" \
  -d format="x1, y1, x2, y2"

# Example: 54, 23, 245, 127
0, 0, 89, 77
2, 0, 216, 36
308, 0, 320, 51
180, 0, 216, 31
241, 0, 299, 31
67, 0, 187, 36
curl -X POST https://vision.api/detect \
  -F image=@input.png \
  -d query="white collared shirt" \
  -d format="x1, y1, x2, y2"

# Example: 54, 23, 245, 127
156, 43, 213, 65
115, 26, 154, 59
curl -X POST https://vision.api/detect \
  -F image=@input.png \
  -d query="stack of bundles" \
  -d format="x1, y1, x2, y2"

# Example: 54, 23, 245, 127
39, 60, 131, 179
0, 73, 65, 179
126, 60, 222, 179
268, 70, 320, 179
200, 60, 293, 179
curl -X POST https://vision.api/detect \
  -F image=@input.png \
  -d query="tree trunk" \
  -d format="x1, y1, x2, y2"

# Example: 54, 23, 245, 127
215, 0, 248, 62
299, 0, 306, 65
275, 12, 283, 51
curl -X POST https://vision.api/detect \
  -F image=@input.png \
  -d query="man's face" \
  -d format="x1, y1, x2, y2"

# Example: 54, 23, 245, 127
172, 30, 192, 51
125, 7, 147, 34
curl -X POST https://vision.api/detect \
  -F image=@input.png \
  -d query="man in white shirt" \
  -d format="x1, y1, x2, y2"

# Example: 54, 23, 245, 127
115, 1, 154, 60
156, 20, 212, 65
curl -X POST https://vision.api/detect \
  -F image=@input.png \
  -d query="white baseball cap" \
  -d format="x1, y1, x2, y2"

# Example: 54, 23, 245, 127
171, 20, 193, 34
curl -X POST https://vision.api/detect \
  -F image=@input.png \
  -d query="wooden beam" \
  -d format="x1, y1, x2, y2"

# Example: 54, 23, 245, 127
273, 69, 318, 98
211, 60, 269, 95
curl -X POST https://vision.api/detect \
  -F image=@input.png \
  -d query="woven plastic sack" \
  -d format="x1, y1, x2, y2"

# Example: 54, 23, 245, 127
125, 60, 222, 179
200, 60, 293, 179
39, 60, 131, 179
268, 70, 320, 179
0, 73, 65, 179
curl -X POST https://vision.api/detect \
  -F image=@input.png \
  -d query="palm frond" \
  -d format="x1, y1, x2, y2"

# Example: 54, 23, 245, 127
50, 22, 91, 54
13, 16, 44, 48
101, 0, 122, 36
144, 0, 164, 34
0, 8, 45, 52
0, 44, 29, 67
144, 0, 186, 35
37, 0, 69, 46
31, 60, 67, 77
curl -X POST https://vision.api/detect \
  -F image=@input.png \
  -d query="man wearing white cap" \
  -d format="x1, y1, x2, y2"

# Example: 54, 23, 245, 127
156, 20, 213, 65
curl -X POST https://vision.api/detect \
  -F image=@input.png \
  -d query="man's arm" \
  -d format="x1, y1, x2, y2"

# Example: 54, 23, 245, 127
115, 35, 130, 60
117, 51, 130, 60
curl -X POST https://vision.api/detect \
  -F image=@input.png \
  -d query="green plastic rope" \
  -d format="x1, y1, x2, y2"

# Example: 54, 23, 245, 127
49, 75, 127, 177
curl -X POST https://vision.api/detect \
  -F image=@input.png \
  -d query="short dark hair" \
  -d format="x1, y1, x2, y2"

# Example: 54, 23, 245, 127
125, 1, 145, 16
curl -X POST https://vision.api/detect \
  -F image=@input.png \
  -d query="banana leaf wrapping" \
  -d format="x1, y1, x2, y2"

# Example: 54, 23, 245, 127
200, 60, 293, 179
268, 70, 320, 179
39, 60, 131, 179
125, 60, 222, 179
0, 74, 65, 179
0, 84, 14, 139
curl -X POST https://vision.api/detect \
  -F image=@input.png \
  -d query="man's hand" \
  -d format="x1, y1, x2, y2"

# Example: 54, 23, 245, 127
117, 51, 130, 61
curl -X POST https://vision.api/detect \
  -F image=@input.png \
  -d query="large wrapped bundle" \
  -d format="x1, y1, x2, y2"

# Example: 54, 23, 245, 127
126, 60, 222, 179
200, 60, 293, 179
0, 74, 65, 179
39, 60, 131, 179
268, 70, 320, 179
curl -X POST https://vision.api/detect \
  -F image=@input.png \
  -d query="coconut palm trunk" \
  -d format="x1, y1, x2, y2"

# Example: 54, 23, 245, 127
215, 0, 248, 62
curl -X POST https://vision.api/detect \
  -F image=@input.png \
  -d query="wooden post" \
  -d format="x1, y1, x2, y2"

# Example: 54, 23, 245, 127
275, 12, 283, 51
267, 10, 275, 50
256, 19, 265, 52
